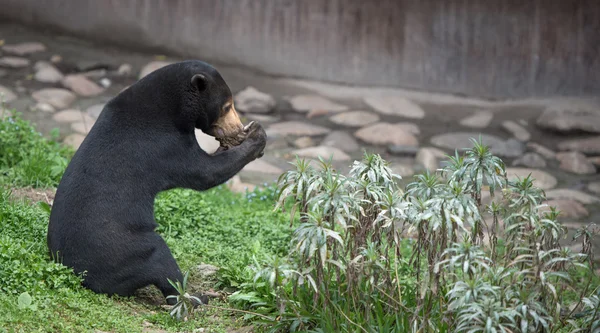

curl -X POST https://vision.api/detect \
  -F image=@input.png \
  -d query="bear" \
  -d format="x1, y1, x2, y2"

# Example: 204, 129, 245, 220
47, 60, 267, 305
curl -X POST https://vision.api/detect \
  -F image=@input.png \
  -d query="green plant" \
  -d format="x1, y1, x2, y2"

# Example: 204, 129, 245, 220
166, 271, 203, 321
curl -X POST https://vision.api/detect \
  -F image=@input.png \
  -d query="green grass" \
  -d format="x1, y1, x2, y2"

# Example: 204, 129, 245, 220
0, 112, 292, 332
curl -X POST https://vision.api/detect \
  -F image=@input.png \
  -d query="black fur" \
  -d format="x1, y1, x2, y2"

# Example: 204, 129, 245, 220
47, 60, 266, 304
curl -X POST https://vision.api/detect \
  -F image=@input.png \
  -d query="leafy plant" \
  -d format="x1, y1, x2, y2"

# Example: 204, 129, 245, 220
166, 271, 203, 321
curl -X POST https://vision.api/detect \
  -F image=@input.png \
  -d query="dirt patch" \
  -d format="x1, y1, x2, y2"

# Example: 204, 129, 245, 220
7, 186, 55, 205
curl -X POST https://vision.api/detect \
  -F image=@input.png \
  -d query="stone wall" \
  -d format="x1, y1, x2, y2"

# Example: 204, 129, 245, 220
1, 0, 598, 99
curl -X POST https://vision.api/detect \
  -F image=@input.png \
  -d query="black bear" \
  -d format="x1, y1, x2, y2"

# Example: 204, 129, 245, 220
47, 60, 266, 304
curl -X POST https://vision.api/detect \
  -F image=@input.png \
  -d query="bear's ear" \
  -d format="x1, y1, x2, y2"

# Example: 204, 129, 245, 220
191, 73, 208, 92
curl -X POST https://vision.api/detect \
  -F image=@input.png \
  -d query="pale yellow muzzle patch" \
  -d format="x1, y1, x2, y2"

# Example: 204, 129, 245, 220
212, 102, 244, 138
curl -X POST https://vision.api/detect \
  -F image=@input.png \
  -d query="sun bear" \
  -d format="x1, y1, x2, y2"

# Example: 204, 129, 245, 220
47, 60, 266, 304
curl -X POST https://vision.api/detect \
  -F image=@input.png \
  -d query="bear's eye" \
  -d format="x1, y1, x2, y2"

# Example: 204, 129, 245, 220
222, 104, 232, 114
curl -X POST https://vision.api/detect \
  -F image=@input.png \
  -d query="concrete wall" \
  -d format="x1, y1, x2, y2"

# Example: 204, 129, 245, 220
1, 0, 598, 99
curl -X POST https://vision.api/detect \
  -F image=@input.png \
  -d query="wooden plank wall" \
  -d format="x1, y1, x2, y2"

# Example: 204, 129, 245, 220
0, 0, 598, 99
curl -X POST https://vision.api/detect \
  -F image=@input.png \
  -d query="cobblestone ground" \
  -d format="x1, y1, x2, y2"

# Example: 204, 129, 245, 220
1, 22, 600, 257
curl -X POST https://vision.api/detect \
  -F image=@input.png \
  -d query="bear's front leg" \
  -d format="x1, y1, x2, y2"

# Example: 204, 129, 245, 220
176, 121, 267, 192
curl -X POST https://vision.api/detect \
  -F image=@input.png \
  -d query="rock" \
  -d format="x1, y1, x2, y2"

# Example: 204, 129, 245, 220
391, 164, 415, 178
63, 133, 86, 150
556, 151, 597, 175
387, 145, 419, 156
545, 189, 600, 205
139, 61, 173, 79
242, 159, 283, 174
31, 88, 76, 109
117, 63, 132, 76
31, 102, 55, 113
53, 109, 89, 123
243, 113, 280, 123
588, 182, 600, 194
363, 96, 425, 119
292, 146, 350, 161
0, 69, 6, 78
416, 147, 447, 172
321, 131, 360, 153
197, 263, 219, 279
293, 136, 315, 149
459, 110, 494, 128
61, 75, 105, 97
306, 109, 335, 119
86, 104, 105, 119
354, 122, 419, 147
71, 120, 96, 135
543, 199, 589, 219
227, 175, 256, 193
50, 55, 62, 63
557, 136, 600, 154
589, 156, 600, 166
526, 142, 556, 159
430, 132, 525, 158
505, 167, 557, 190
536, 106, 600, 134
502, 120, 531, 141
0, 56, 30, 68
195, 129, 219, 154
267, 121, 330, 137
34, 62, 64, 83
99, 78, 111, 88
511, 152, 547, 168
0, 85, 17, 103
396, 122, 420, 135
329, 111, 380, 127
288, 94, 348, 113
234, 86, 276, 114
2, 42, 46, 55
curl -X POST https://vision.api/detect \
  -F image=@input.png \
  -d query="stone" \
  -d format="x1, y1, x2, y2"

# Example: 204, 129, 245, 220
511, 152, 547, 168
99, 78, 111, 88
2, 42, 46, 55
197, 263, 219, 279
195, 129, 219, 154
61, 75, 105, 97
505, 167, 557, 190
0, 69, 6, 78
459, 110, 493, 128
397, 122, 420, 135
139, 61, 173, 79
588, 182, 600, 194
0, 85, 17, 103
306, 109, 334, 119
50, 55, 62, 63
430, 132, 525, 158
543, 199, 589, 219
117, 63, 132, 76
63, 133, 86, 150
526, 142, 556, 159
589, 156, 600, 166
242, 159, 283, 174
234, 86, 276, 114
545, 189, 600, 205
288, 94, 348, 113
267, 121, 330, 137
227, 175, 256, 193
321, 131, 360, 153
556, 151, 597, 175
536, 106, 600, 134
391, 164, 415, 178
86, 104, 105, 119
329, 111, 379, 127
502, 120, 531, 141
53, 109, 90, 123
71, 120, 96, 135
31, 88, 76, 109
34, 62, 64, 83
0, 56, 30, 68
387, 145, 419, 156
354, 122, 419, 147
243, 113, 279, 123
416, 147, 447, 172
557, 136, 600, 154
293, 136, 315, 149
292, 146, 351, 161
363, 96, 425, 119
31, 102, 55, 113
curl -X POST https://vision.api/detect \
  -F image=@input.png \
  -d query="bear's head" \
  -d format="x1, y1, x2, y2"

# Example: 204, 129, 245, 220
183, 61, 244, 140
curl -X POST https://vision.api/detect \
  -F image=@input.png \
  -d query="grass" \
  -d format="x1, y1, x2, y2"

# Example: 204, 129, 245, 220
0, 111, 292, 332
1, 109, 599, 333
